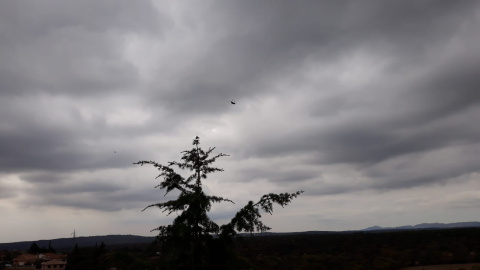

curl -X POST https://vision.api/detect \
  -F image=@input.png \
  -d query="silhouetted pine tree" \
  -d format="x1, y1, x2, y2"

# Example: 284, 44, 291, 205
135, 136, 302, 269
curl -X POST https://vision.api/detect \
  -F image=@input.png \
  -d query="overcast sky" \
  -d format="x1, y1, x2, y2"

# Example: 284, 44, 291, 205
1, 0, 480, 243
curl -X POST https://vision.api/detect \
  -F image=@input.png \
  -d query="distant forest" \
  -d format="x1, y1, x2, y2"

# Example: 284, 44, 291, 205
231, 228, 480, 270
3, 228, 480, 269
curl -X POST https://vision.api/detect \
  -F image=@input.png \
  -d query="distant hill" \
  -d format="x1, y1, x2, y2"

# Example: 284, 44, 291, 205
362, 221, 480, 231
0, 235, 155, 251
3, 222, 480, 251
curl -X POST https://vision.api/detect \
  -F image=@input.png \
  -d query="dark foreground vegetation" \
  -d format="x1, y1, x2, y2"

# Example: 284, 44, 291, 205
232, 228, 480, 270
31, 227, 477, 270
2, 228, 480, 269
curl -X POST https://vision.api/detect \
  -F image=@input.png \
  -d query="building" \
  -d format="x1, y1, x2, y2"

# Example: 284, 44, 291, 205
38, 253, 67, 261
12, 254, 37, 266
40, 259, 67, 270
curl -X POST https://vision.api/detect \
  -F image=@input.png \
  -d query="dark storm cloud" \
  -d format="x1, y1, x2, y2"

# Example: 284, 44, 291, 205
20, 172, 122, 193
306, 184, 360, 197
245, 103, 480, 191
0, 0, 164, 173
239, 167, 319, 184
32, 190, 156, 212
18, 172, 172, 211
148, 0, 478, 115
1, 0, 480, 225
21, 172, 65, 184
0, 107, 146, 172
314, 55, 480, 166
147, 1, 351, 114
210, 0, 480, 192
402, 57, 480, 125
0, 121, 89, 172
365, 143, 480, 189
0, 0, 163, 97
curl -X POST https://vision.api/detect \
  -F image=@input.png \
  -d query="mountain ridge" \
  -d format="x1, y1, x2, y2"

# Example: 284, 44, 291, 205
362, 221, 480, 231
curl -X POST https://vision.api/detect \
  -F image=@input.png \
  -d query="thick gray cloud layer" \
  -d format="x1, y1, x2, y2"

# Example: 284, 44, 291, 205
1, 0, 480, 242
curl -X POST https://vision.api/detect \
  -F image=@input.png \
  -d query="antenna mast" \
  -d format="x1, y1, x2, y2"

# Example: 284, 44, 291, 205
71, 229, 76, 239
